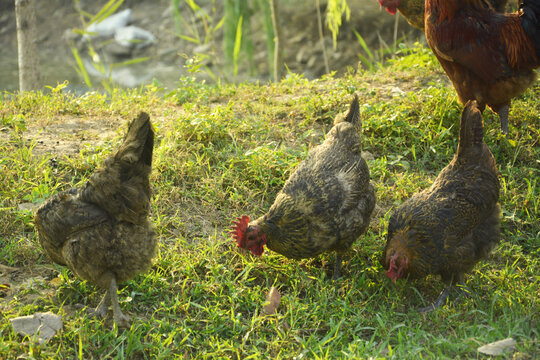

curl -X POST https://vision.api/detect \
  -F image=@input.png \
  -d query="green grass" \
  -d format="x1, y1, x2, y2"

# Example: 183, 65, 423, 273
0, 45, 538, 359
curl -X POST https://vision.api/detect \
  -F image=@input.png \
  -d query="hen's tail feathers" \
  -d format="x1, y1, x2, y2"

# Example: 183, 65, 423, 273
520, 0, 540, 60
343, 95, 361, 128
115, 112, 154, 167
458, 101, 484, 155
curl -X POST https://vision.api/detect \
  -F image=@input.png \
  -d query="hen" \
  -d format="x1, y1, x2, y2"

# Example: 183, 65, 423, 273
425, 0, 540, 133
231, 96, 376, 279
35, 112, 156, 328
377, 0, 508, 30
383, 101, 500, 312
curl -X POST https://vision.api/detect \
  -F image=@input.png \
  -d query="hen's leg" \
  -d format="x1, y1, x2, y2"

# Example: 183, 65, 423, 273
332, 254, 342, 280
498, 105, 509, 134
109, 276, 131, 328
417, 284, 452, 313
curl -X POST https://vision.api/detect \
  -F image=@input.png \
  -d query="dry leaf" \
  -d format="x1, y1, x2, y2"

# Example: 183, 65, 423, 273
49, 277, 63, 287
10, 312, 63, 344
477, 338, 516, 356
263, 287, 281, 315
0, 283, 10, 297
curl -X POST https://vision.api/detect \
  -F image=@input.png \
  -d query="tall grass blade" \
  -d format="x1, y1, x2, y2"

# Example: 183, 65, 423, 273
233, 15, 243, 77
71, 47, 92, 87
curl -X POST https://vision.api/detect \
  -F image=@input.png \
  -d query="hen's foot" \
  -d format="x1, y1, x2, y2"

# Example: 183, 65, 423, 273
113, 311, 132, 329
87, 291, 110, 318
417, 285, 452, 313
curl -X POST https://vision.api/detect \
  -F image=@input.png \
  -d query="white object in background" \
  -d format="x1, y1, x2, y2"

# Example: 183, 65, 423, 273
86, 9, 132, 38
115, 26, 156, 49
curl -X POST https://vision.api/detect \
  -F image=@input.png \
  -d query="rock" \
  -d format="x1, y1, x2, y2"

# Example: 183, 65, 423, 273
10, 312, 63, 344
114, 25, 155, 49
477, 338, 516, 356
86, 9, 132, 39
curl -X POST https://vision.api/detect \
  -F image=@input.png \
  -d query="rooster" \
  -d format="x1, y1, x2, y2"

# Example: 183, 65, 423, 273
425, 0, 540, 133
377, 0, 508, 30
383, 101, 500, 312
35, 112, 156, 328
231, 96, 376, 279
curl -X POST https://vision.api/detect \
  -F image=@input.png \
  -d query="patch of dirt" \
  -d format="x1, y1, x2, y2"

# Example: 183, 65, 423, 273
0, 115, 119, 157
0, 264, 57, 308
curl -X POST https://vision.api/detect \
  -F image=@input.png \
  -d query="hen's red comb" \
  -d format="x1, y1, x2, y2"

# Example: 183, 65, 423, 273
230, 215, 250, 248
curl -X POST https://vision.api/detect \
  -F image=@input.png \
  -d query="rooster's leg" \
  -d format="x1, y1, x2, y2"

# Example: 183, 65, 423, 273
332, 254, 343, 280
109, 276, 131, 328
417, 284, 452, 313
92, 290, 111, 318
498, 105, 509, 134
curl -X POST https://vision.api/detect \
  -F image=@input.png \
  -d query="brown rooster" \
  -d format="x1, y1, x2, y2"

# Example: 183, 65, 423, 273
383, 101, 500, 312
377, 0, 508, 30
425, 0, 540, 133
231, 96, 376, 279
35, 112, 156, 328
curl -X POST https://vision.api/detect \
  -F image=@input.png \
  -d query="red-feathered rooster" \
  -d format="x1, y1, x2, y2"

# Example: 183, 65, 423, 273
425, 0, 540, 133
377, 0, 508, 30
231, 96, 376, 279
383, 101, 500, 312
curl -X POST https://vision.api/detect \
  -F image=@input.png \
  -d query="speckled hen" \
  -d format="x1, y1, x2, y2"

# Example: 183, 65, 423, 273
232, 96, 376, 279
383, 101, 501, 312
35, 112, 156, 328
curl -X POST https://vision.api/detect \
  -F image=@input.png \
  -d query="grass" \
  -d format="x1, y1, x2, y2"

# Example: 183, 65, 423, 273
0, 45, 538, 359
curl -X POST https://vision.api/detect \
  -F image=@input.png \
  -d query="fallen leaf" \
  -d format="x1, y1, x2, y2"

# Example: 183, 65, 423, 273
263, 287, 281, 315
477, 338, 516, 356
10, 312, 63, 344
0, 283, 10, 297
49, 277, 63, 287
18, 202, 39, 211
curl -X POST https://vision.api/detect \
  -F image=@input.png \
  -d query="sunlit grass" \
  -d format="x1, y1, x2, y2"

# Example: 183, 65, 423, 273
0, 45, 538, 358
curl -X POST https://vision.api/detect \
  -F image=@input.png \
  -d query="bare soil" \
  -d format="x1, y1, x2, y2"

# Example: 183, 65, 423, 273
0, 0, 423, 92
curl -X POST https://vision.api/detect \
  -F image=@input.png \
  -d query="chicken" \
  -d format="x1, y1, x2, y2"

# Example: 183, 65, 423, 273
383, 100, 500, 312
231, 96, 376, 279
425, 0, 540, 133
34, 112, 156, 328
377, 0, 508, 30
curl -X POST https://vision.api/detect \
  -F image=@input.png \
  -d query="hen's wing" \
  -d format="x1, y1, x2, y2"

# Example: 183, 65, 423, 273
35, 188, 111, 266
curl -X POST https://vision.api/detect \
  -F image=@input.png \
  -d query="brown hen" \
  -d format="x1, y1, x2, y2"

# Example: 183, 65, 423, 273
35, 112, 156, 328
232, 96, 376, 279
383, 101, 500, 312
